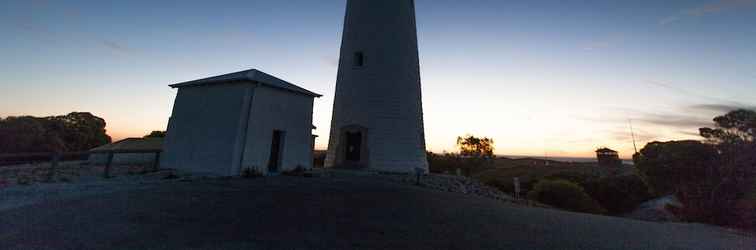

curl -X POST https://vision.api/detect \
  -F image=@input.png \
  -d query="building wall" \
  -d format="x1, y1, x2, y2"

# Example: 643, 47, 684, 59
239, 86, 315, 175
161, 83, 253, 175
325, 0, 428, 173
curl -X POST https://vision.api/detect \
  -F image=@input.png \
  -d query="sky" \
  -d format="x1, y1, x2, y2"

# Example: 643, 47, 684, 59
1, 0, 755, 159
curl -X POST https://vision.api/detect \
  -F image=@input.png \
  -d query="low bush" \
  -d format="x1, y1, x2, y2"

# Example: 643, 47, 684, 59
581, 175, 655, 215
241, 167, 263, 178
527, 179, 606, 214
543, 172, 654, 215
282, 166, 307, 176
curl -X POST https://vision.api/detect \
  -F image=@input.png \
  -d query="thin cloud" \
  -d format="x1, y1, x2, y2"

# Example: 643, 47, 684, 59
687, 104, 756, 113
609, 126, 658, 141
583, 42, 610, 51
646, 81, 737, 104
101, 40, 133, 54
634, 113, 712, 128
661, 0, 756, 24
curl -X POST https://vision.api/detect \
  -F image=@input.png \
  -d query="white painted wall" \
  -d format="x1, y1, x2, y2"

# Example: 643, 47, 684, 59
240, 86, 315, 175
162, 81, 315, 176
161, 83, 252, 175
326, 0, 429, 173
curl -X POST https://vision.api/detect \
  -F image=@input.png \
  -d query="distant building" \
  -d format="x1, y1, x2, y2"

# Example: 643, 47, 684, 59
89, 137, 163, 165
596, 148, 622, 168
161, 69, 321, 176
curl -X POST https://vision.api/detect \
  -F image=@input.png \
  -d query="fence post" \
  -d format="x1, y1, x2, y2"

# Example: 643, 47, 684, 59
152, 152, 161, 172
47, 152, 60, 182
104, 152, 114, 178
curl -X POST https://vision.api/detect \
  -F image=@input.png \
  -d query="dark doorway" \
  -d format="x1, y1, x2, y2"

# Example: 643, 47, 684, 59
268, 130, 285, 173
345, 132, 362, 162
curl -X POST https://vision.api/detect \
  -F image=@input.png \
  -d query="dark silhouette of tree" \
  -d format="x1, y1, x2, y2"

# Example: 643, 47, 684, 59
700, 109, 755, 144
50, 112, 112, 151
455, 135, 495, 175
0, 112, 111, 153
456, 135, 495, 159
144, 131, 167, 138
635, 109, 756, 225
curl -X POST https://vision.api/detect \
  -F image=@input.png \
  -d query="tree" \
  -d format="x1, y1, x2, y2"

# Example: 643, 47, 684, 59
49, 112, 112, 151
700, 109, 756, 145
634, 109, 756, 225
455, 135, 495, 175
144, 131, 166, 138
0, 112, 111, 153
457, 135, 495, 159
634, 140, 718, 196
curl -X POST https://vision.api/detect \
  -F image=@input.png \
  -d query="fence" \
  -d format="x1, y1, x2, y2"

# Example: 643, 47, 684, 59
0, 149, 163, 183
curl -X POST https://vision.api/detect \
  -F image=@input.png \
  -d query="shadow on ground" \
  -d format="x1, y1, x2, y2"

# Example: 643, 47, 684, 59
0, 176, 754, 250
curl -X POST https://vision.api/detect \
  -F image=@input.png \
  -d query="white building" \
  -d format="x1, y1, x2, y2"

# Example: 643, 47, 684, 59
325, 0, 429, 173
161, 69, 321, 176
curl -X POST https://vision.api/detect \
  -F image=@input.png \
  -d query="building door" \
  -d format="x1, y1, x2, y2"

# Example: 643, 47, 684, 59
268, 130, 285, 173
345, 132, 362, 162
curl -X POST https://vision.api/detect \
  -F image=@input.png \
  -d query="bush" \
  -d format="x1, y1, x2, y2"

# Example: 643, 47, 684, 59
528, 179, 606, 214
582, 175, 655, 215
241, 167, 263, 178
282, 166, 307, 176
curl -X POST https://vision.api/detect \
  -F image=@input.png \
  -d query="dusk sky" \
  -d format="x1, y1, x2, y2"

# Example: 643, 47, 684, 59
1, 0, 755, 158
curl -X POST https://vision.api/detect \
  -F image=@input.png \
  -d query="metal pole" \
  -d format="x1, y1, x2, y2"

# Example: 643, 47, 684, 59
104, 152, 114, 178
47, 152, 60, 182
152, 152, 161, 172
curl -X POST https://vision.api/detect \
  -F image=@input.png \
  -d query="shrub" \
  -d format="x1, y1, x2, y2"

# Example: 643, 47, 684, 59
282, 166, 307, 176
582, 175, 655, 215
241, 167, 263, 178
17, 174, 32, 185
527, 179, 606, 214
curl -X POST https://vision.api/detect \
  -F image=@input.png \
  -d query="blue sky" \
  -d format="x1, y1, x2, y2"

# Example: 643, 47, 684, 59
1, 0, 755, 158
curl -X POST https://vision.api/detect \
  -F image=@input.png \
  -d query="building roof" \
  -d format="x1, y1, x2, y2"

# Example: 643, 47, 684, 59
596, 147, 618, 153
170, 69, 322, 97
90, 138, 164, 152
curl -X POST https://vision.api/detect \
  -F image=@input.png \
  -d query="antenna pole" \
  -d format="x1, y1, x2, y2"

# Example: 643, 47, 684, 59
629, 119, 638, 154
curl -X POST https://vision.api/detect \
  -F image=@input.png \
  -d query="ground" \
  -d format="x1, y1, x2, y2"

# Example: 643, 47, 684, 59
1, 174, 754, 250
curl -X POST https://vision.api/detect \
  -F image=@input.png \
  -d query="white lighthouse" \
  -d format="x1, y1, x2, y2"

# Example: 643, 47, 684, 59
325, 0, 429, 173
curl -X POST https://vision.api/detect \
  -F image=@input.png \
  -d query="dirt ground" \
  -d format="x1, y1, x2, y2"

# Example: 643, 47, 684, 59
1, 175, 754, 250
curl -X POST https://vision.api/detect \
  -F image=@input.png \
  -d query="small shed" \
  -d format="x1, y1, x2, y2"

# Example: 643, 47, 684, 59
161, 69, 321, 176
89, 138, 164, 165
596, 147, 622, 168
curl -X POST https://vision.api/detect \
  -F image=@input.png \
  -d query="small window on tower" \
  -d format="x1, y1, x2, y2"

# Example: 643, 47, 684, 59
354, 52, 365, 67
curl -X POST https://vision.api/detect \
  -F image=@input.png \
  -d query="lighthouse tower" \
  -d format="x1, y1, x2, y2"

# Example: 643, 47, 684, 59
325, 0, 428, 173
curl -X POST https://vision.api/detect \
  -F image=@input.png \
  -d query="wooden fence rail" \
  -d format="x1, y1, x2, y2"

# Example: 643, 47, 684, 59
0, 149, 163, 181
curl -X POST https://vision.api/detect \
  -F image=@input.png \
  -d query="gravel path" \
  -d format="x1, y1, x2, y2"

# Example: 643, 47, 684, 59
1, 175, 754, 249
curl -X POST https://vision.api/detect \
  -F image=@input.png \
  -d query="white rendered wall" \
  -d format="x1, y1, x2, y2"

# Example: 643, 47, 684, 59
240, 86, 315, 175
325, 0, 429, 172
161, 83, 252, 175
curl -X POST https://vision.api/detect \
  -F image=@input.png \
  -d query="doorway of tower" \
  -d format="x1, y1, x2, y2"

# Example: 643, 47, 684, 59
268, 130, 285, 173
345, 132, 362, 161
338, 125, 368, 169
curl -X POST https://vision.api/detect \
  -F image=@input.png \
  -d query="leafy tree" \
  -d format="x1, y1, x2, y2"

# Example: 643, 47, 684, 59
455, 135, 495, 175
457, 135, 495, 159
144, 131, 167, 138
50, 112, 112, 151
528, 179, 606, 214
700, 109, 756, 145
0, 112, 111, 153
634, 140, 718, 196
635, 109, 756, 225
